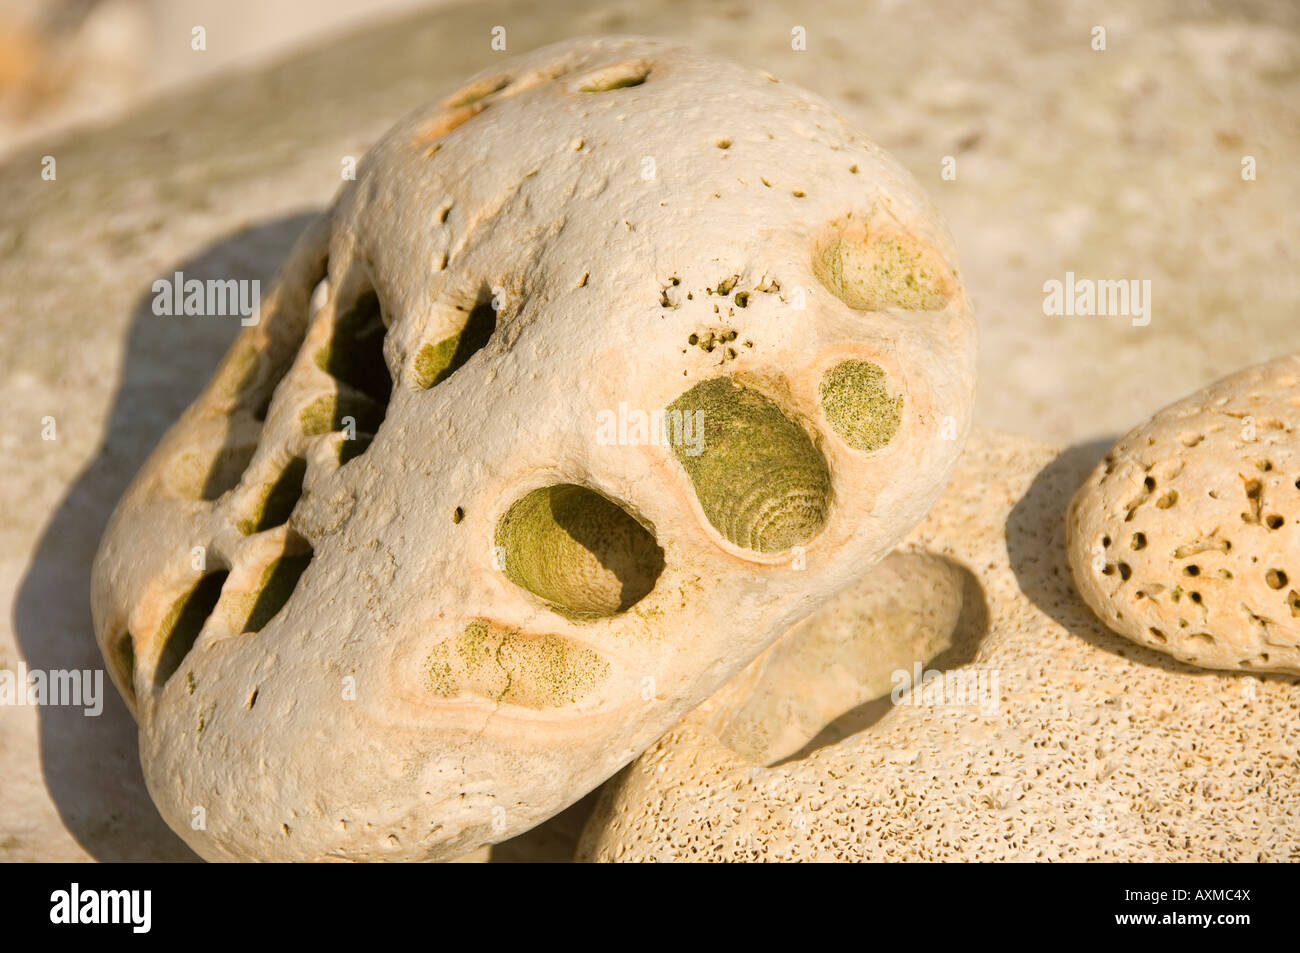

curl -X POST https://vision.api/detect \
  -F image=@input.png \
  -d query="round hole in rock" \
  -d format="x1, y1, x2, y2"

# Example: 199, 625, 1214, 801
169, 440, 259, 501
495, 484, 663, 619
299, 391, 386, 437
238, 457, 306, 535
813, 222, 954, 311
200, 440, 259, 500
154, 571, 228, 689
315, 290, 392, 406
414, 298, 497, 389
242, 546, 314, 633
819, 360, 902, 453
667, 376, 831, 552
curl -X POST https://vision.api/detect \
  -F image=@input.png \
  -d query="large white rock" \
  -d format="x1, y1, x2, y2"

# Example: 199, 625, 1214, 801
89, 37, 976, 861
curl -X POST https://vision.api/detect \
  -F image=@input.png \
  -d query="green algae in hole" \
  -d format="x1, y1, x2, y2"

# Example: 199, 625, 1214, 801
154, 571, 229, 689
423, 619, 609, 708
199, 441, 259, 500
113, 633, 136, 703
242, 552, 314, 633
814, 229, 953, 311
299, 391, 385, 436
819, 361, 902, 453
315, 290, 392, 406
667, 377, 831, 552
495, 485, 664, 619
169, 440, 257, 501
212, 335, 268, 409
414, 300, 497, 389
238, 457, 307, 535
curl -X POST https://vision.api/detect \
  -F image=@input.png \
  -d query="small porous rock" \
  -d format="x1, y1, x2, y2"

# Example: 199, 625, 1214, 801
1067, 354, 1300, 674
90, 36, 976, 861
578, 429, 1300, 862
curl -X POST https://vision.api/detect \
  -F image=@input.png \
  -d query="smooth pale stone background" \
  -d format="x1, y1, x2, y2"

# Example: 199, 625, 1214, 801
1, 0, 1297, 861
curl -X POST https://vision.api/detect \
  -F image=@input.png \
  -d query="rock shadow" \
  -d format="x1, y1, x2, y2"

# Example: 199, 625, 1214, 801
13, 211, 319, 861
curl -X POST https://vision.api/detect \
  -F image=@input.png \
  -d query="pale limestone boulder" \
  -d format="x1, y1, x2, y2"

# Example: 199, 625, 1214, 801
578, 429, 1300, 862
1067, 354, 1300, 674
89, 36, 976, 861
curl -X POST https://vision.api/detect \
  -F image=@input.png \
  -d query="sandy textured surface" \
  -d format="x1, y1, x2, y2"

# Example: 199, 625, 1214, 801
2, 0, 1298, 860
579, 429, 1300, 861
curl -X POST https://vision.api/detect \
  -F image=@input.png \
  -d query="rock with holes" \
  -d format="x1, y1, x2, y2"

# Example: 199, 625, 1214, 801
1067, 354, 1300, 674
578, 429, 1300, 862
89, 35, 976, 861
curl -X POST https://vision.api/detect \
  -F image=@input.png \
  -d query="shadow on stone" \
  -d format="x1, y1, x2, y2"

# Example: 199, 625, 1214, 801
13, 211, 319, 861
773, 557, 990, 767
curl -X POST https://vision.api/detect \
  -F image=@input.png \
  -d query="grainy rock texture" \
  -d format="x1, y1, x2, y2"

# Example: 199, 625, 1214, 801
578, 429, 1300, 862
1068, 353, 1300, 674
2, 0, 1298, 863
89, 37, 975, 862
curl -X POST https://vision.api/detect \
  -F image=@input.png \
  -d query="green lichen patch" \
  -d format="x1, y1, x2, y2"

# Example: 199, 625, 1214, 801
237, 457, 306, 534
414, 300, 497, 388
495, 484, 664, 619
423, 619, 609, 708
299, 391, 385, 436
154, 571, 228, 689
819, 360, 902, 453
667, 377, 831, 552
814, 228, 953, 311
212, 335, 264, 402
241, 552, 313, 633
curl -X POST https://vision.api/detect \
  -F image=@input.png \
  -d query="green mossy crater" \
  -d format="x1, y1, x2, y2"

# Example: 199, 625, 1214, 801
495, 484, 663, 619
820, 361, 902, 453
667, 377, 831, 552
424, 619, 609, 708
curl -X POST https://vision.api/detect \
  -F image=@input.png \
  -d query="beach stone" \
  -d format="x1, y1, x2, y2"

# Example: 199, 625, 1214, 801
89, 36, 976, 861
1068, 353, 1300, 674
